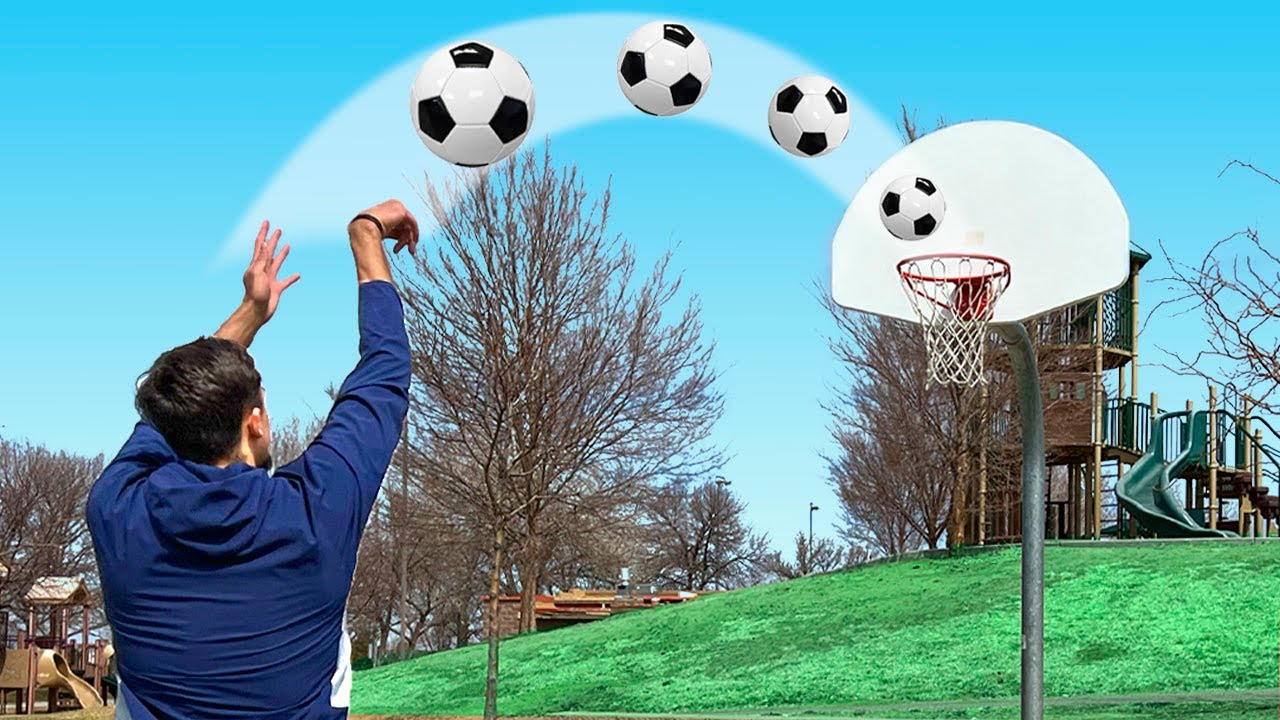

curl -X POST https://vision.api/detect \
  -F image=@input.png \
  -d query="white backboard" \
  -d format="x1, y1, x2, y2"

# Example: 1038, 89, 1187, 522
831, 120, 1130, 324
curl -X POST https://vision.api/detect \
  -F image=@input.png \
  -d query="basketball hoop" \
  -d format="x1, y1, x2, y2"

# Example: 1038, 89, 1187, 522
898, 253, 1011, 386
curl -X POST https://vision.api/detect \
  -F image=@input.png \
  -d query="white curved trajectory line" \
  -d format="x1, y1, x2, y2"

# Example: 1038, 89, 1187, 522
216, 12, 901, 265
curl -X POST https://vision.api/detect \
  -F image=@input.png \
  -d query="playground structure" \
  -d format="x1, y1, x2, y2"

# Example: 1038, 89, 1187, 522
959, 246, 1280, 543
1, 577, 111, 715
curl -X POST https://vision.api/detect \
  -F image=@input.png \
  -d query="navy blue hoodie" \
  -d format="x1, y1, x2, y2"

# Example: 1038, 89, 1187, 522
87, 280, 410, 720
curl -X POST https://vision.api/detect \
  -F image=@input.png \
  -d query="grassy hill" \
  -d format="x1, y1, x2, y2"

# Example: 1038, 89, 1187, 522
351, 542, 1280, 717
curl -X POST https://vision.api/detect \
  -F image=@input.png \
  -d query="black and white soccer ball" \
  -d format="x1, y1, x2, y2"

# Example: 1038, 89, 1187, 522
409, 41, 535, 167
616, 21, 712, 116
880, 176, 946, 241
767, 75, 851, 158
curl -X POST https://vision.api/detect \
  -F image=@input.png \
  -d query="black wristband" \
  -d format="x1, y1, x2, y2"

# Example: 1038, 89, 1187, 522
351, 213, 386, 238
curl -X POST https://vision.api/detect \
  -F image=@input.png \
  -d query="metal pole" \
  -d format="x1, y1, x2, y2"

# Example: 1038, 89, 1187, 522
993, 322, 1045, 720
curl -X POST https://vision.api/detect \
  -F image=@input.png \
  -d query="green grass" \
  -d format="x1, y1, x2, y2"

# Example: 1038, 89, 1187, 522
352, 542, 1280, 716
837, 700, 1277, 719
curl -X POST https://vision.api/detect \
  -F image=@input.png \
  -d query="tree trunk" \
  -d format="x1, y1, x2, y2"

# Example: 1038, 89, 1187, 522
455, 608, 468, 649
948, 461, 970, 549
517, 537, 540, 634
485, 526, 505, 720
948, 420, 973, 549
398, 425, 411, 655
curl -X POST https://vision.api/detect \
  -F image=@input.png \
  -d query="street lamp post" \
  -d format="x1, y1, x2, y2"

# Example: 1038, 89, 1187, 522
808, 503, 819, 548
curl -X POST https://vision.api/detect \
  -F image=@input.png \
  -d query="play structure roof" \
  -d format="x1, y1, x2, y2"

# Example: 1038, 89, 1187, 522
26, 576, 90, 606
1129, 242, 1152, 269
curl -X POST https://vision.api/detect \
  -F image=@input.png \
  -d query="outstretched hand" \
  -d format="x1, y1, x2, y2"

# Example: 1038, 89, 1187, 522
358, 199, 420, 256
243, 220, 301, 322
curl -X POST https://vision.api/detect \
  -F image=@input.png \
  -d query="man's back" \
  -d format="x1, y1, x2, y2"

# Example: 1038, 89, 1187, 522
89, 280, 411, 720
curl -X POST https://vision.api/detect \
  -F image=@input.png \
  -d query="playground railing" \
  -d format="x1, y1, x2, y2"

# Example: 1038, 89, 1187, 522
1200, 410, 1249, 471
1141, 410, 1280, 524
1243, 416, 1280, 491
1185, 411, 1278, 471
1144, 410, 1193, 468
1031, 285, 1134, 352
1165, 413, 1192, 464
1101, 398, 1173, 455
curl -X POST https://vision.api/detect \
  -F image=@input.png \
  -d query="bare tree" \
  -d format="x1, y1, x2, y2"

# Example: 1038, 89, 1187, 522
640, 479, 771, 591
378, 452, 493, 659
270, 411, 327, 469
765, 532, 860, 580
823, 305, 1001, 551
540, 497, 649, 592
0, 436, 103, 634
397, 143, 722, 720
898, 103, 949, 144
1151, 161, 1280, 412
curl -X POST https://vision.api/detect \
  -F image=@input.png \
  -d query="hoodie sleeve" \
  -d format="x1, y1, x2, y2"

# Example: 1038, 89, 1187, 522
87, 421, 175, 523
101, 422, 176, 474
283, 280, 411, 537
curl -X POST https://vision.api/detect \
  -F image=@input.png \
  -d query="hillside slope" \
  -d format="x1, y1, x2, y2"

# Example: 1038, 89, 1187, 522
352, 542, 1280, 716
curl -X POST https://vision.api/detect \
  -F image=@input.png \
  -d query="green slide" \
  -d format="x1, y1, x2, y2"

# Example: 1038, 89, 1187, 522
1115, 410, 1235, 538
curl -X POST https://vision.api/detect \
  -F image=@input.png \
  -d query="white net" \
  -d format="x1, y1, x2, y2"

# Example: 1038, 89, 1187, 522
898, 254, 1011, 386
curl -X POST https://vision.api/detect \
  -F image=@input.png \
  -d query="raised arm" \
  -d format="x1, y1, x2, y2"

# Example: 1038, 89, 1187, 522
277, 200, 418, 532
214, 220, 301, 348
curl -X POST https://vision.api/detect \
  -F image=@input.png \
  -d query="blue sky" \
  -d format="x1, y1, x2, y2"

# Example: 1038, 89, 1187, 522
2, 2, 1278, 552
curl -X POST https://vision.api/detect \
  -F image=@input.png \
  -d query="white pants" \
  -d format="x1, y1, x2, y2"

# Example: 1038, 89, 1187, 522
114, 682, 133, 720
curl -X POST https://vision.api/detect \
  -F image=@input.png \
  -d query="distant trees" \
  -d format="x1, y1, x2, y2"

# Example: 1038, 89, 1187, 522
0, 435, 104, 635
822, 299, 1014, 553
765, 532, 865, 580
639, 479, 772, 591
1153, 161, 1280, 412
395, 143, 723, 720
270, 410, 326, 471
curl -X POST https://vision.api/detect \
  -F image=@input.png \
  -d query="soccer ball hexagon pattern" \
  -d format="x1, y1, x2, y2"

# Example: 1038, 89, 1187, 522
410, 41, 535, 167
767, 75, 851, 158
616, 21, 712, 116
880, 176, 946, 241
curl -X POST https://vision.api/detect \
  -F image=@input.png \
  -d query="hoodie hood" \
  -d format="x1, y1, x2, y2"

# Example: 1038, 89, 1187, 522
142, 456, 273, 559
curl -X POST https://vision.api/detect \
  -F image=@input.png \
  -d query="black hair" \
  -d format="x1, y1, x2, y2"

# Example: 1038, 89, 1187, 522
134, 336, 263, 464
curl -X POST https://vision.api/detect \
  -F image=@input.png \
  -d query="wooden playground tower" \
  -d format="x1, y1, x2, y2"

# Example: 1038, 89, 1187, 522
1, 577, 111, 715
969, 245, 1280, 544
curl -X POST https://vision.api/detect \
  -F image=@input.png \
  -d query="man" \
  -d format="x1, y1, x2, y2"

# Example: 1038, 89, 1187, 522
87, 200, 420, 719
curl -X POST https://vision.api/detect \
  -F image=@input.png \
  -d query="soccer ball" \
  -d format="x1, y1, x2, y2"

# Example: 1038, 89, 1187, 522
880, 176, 946, 241
767, 75, 851, 158
616, 21, 712, 116
409, 41, 535, 167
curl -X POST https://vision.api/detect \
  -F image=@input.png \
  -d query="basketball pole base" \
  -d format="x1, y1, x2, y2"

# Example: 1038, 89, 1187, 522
992, 321, 1046, 720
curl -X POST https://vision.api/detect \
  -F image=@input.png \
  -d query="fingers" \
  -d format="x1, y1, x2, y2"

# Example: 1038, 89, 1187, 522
405, 211, 419, 255
253, 221, 269, 261
265, 229, 282, 263
270, 243, 291, 277
362, 201, 420, 255
279, 273, 301, 292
